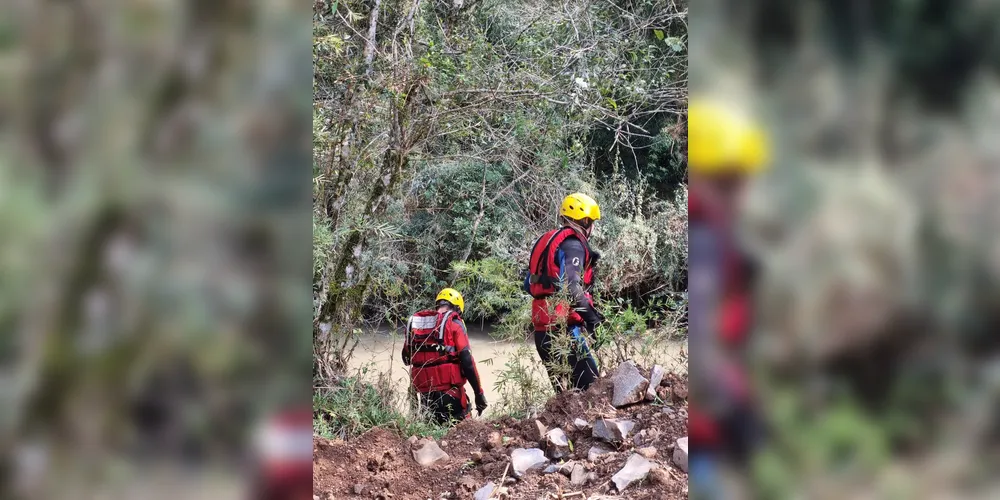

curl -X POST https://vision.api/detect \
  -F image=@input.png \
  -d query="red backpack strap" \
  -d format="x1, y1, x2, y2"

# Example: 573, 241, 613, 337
544, 227, 588, 279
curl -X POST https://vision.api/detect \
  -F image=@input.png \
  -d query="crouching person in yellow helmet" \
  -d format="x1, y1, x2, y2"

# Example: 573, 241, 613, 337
402, 288, 487, 424
524, 193, 604, 392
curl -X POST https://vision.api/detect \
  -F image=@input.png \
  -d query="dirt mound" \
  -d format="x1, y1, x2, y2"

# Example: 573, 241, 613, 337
313, 365, 688, 500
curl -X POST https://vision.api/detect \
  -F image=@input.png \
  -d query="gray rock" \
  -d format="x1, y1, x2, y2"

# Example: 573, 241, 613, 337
592, 418, 635, 443
611, 361, 650, 407
534, 420, 548, 441
570, 463, 588, 486
588, 443, 616, 462
556, 460, 578, 477
412, 440, 449, 467
573, 418, 590, 429
544, 428, 570, 460
611, 453, 654, 492
473, 482, 496, 500
542, 464, 559, 474
646, 365, 666, 401
672, 437, 688, 472
510, 448, 549, 477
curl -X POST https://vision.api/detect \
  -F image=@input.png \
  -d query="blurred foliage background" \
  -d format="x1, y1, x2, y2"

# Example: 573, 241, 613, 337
694, 0, 1000, 496
0, 1, 313, 498
312, 0, 689, 385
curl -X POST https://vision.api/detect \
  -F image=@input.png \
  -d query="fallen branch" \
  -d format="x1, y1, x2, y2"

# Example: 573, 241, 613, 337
488, 462, 511, 499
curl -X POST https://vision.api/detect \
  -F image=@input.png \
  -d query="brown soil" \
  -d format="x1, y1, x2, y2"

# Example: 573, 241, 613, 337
313, 368, 688, 500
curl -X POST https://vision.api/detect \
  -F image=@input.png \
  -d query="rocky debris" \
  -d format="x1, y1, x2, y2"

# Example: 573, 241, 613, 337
544, 428, 570, 460
554, 460, 578, 477
510, 448, 549, 477
672, 383, 688, 401
637, 446, 657, 458
650, 467, 671, 485
353, 484, 365, 495
672, 437, 688, 472
611, 361, 650, 407
611, 453, 654, 492
588, 442, 616, 462
592, 418, 635, 443
456, 476, 478, 494
441, 440, 449, 448
570, 463, 588, 486
486, 432, 502, 450
542, 464, 559, 474
407, 436, 418, 446
470, 450, 483, 463
534, 420, 548, 441
634, 428, 661, 447
412, 439, 449, 467
573, 418, 590, 429
473, 482, 496, 500
646, 365, 666, 401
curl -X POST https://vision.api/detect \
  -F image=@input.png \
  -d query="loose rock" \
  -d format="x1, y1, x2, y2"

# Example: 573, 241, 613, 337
353, 484, 365, 495
650, 467, 671, 485
611, 361, 650, 407
470, 451, 483, 463
592, 418, 635, 443
486, 432, 502, 450
456, 476, 478, 492
510, 448, 549, 477
646, 365, 666, 401
542, 464, 559, 474
544, 428, 570, 460
637, 446, 657, 458
611, 453, 654, 492
570, 463, 588, 486
407, 436, 418, 446
413, 440, 449, 467
473, 482, 496, 500
673, 436, 688, 472
588, 443, 616, 462
573, 418, 590, 429
534, 420, 548, 441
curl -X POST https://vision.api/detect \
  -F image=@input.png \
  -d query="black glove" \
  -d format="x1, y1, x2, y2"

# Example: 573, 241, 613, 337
475, 392, 488, 416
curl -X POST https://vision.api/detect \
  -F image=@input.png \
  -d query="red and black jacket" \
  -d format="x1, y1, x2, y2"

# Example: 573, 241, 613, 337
523, 227, 600, 330
403, 310, 483, 405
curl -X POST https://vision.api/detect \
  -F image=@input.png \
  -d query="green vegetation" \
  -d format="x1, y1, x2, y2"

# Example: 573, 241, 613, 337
313, 0, 688, 435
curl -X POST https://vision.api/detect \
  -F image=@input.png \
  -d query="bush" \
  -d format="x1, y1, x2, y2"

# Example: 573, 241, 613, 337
313, 366, 449, 441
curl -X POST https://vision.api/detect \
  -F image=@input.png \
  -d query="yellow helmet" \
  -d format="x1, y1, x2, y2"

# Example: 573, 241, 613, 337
560, 193, 601, 222
435, 288, 464, 313
687, 98, 771, 175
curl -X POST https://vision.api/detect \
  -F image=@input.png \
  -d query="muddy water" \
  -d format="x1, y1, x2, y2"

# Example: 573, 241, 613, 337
346, 325, 687, 414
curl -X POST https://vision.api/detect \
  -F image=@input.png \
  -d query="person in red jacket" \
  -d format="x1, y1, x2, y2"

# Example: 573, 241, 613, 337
403, 288, 487, 424
523, 192, 604, 392
687, 97, 770, 497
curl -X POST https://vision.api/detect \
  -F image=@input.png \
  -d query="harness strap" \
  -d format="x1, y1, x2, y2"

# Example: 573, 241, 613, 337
412, 357, 459, 369
438, 311, 452, 340
411, 344, 457, 353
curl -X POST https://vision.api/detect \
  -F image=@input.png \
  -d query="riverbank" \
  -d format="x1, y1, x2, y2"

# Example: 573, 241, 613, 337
344, 326, 687, 416
314, 364, 688, 499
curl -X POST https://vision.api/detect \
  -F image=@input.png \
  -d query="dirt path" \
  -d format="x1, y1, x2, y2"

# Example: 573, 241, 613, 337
314, 369, 688, 500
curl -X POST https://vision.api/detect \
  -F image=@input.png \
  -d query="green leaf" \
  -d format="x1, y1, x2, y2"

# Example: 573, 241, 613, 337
654, 29, 665, 41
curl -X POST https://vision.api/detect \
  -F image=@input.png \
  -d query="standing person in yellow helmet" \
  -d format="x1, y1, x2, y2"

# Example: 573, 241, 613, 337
402, 288, 487, 424
686, 97, 771, 499
523, 193, 604, 392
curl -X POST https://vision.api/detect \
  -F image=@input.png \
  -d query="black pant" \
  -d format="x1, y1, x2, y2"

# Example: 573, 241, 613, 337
534, 325, 599, 392
419, 390, 468, 425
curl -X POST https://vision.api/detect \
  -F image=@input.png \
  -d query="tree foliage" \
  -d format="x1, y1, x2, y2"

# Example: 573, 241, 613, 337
313, 0, 688, 382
